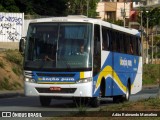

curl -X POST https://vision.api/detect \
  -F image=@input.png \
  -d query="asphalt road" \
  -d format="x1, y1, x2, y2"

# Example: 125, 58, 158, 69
0, 86, 159, 118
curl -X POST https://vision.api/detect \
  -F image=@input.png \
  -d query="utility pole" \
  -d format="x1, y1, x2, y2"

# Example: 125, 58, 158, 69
158, 63, 160, 99
151, 33, 153, 64
146, 11, 149, 64
123, 0, 126, 27
141, 10, 144, 64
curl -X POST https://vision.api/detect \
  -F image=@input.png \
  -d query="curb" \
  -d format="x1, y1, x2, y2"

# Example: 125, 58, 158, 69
0, 90, 24, 99
142, 85, 159, 89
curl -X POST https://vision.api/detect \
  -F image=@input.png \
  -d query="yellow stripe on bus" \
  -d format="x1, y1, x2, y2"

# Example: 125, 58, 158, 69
95, 66, 127, 93
80, 72, 85, 79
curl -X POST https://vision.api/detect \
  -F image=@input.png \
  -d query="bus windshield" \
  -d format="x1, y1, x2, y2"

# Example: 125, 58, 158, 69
24, 22, 93, 71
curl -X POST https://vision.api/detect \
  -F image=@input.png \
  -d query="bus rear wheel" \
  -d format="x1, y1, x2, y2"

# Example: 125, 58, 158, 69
113, 83, 130, 103
123, 83, 130, 101
39, 96, 51, 106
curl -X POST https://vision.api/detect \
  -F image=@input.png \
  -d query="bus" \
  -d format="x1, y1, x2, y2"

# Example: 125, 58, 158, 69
19, 16, 142, 107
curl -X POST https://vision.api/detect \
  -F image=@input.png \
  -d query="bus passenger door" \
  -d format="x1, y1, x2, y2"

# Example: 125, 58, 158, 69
93, 24, 101, 97
101, 26, 113, 97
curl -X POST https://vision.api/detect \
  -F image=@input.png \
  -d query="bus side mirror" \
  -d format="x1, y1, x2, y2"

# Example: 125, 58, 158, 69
19, 37, 25, 54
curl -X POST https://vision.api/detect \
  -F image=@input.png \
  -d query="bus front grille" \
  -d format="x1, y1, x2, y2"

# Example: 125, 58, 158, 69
36, 88, 77, 94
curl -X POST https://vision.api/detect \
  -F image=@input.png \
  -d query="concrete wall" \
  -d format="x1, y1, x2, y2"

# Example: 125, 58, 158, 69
96, 1, 131, 20
0, 12, 24, 49
0, 12, 24, 42
0, 42, 19, 50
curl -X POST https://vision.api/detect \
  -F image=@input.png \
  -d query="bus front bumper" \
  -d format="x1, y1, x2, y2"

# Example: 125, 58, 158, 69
24, 81, 93, 97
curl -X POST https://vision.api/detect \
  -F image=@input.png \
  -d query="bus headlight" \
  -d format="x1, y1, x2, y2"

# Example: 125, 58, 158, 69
25, 77, 36, 83
76, 77, 92, 83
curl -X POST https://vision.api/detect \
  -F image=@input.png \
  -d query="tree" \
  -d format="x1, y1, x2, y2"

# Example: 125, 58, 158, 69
0, 0, 99, 17
67, 0, 99, 18
137, 7, 160, 28
0, 0, 19, 12
31, 0, 67, 16
0, 0, 68, 16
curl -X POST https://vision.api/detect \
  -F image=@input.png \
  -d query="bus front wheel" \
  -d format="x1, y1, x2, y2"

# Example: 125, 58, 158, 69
39, 96, 51, 106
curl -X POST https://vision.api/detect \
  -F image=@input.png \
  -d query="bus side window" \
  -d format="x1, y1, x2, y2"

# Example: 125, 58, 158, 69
138, 38, 142, 56
120, 32, 124, 53
102, 26, 109, 51
116, 32, 120, 52
123, 34, 128, 54
111, 30, 117, 52
125, 34, 131, 54
132, 36, 137, 55
129, 36, 134, 55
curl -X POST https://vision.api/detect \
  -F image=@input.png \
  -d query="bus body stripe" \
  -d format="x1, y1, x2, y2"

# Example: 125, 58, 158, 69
94, 66, 127, 94
80, 72, 85, 79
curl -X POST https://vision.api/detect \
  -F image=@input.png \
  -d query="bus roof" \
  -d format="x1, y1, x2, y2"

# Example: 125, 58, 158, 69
29, 16, 140, 36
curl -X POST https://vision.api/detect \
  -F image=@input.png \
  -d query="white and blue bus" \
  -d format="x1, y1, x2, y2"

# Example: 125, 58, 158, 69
20, 16, 142, 107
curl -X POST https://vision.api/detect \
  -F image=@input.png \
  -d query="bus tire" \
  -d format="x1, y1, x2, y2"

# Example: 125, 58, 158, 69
39, 96, 51, 106
113, 83, 130, 103
90, 97, 100, 107
123, 83, 130, 101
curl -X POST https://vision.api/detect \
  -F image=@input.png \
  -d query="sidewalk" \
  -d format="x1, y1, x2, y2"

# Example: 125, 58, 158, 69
0, 89, 24, 98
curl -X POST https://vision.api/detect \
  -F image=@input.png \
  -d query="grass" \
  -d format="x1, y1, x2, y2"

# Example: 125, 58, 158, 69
0, 61, 5, 68
0, 50, 23, 90
143, 64, 160, 85
73, 98, 160, 117
12, 66, 22, 76
45, 98, 160, 120
5, 49, 23, 65
0, 77, 22, 90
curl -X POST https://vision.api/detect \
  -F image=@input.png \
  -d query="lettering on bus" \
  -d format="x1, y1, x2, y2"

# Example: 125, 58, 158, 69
39, 77, 75, 82
120, 57, 132, 67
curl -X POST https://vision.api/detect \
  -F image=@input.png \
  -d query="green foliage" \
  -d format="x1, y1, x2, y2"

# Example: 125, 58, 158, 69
0, 77, 8, 90
0, 0, 68, 16
12, 66, 21, 76
0, 0, 19, 12
154, 35, 160, 48
137, 7, 160, 28
0, 77, 10, 90
67, 0, 99, 18
0, 77, 22, 90
143, 64, 160, 85
5, 50, 23, 66
0, 61, 5, 68
0, 0, 99, 17
105, 19, 123, 26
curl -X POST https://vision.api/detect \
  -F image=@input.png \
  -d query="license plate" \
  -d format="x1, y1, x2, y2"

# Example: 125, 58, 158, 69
50, 87, 61, 91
